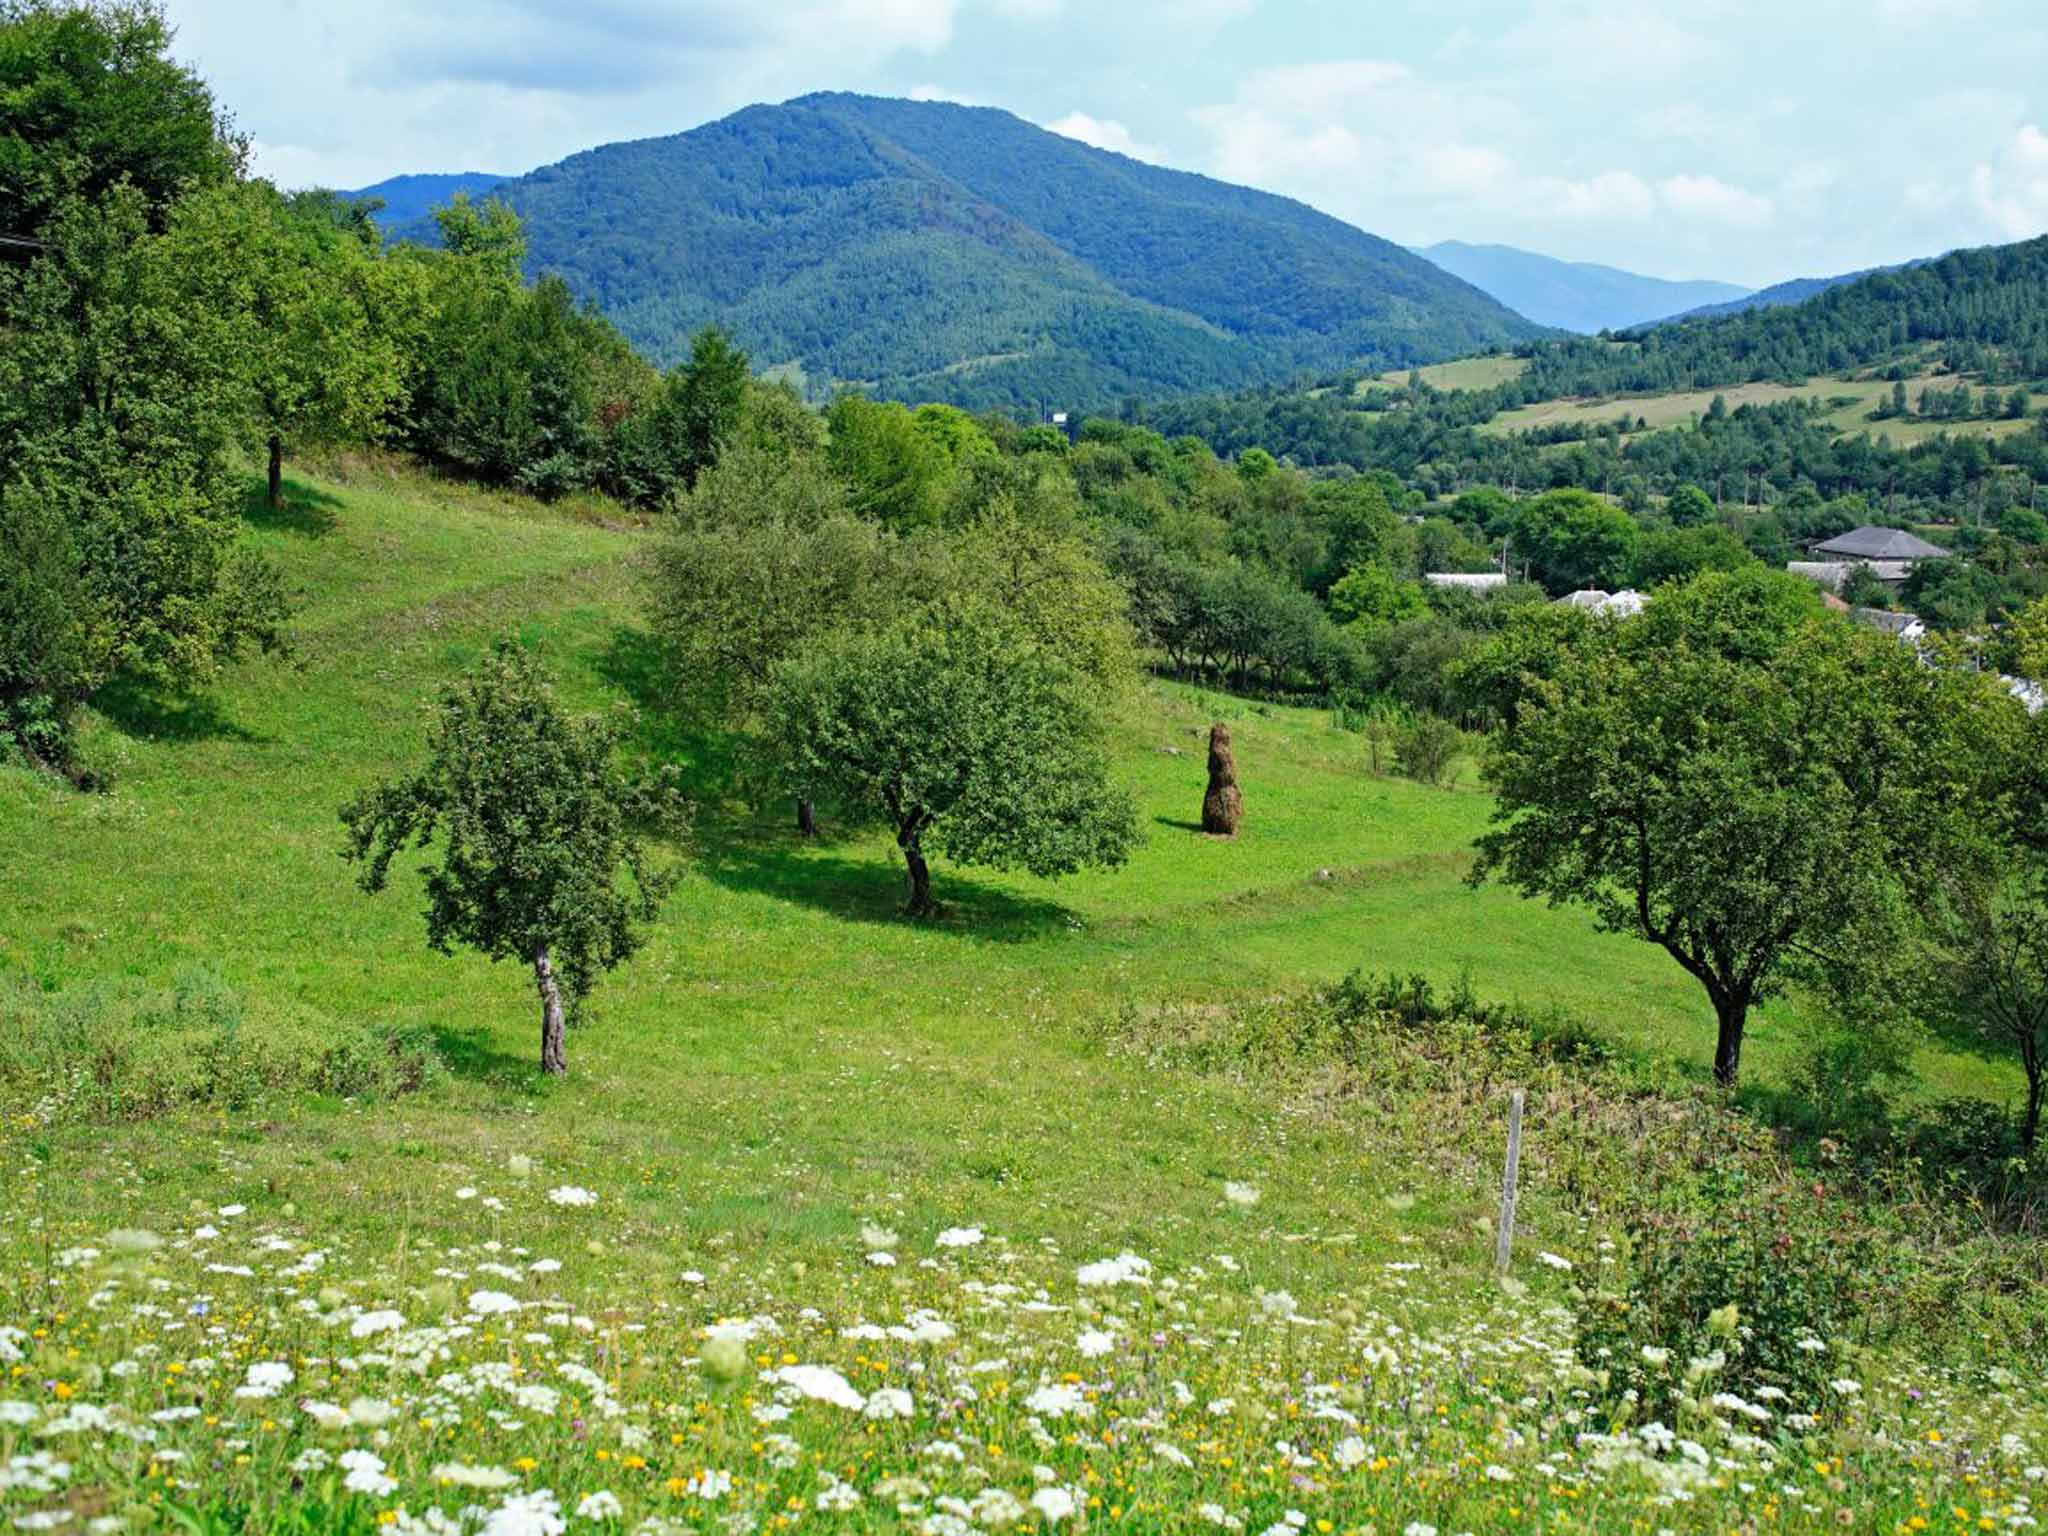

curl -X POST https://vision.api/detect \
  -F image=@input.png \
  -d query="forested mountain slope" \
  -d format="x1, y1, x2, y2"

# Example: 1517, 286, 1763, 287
1419, 240, 1749, 333
1657, 262, 1921, 323
387, 93, 1543, 409
1518, 236, 2048, 398
341, 171, 507, 225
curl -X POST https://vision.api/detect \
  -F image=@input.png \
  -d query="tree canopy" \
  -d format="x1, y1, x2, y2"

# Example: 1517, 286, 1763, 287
765, 621, 1137, 916
1472, 569, 1978, 1087
0, 0, 239, 238
339, 642, 683, 1076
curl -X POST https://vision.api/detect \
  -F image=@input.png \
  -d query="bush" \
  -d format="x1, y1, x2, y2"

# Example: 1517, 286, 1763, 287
1572, 1173, 1875, 1423
1394, 714, 1461, 786
0, 969, 440, 1122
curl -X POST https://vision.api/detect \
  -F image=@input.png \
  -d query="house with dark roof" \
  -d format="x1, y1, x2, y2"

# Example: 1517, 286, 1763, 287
1788, 526, 1949, 594
1809, 526, 1949, 562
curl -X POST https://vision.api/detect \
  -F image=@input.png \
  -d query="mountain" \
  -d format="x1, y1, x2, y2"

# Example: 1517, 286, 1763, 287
1418, 241, 1750, 334
387, 94, 1544, 410
1662, 273, 1858, 323
1655, 261, 1932, 324
339, 172, 508, 227
1518, 236, 2048, 399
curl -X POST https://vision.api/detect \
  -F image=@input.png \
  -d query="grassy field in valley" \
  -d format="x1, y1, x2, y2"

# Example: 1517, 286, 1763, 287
1371, 355, 1530, 393
2, 458, 2043, 1535
1482, 371, 2046, 443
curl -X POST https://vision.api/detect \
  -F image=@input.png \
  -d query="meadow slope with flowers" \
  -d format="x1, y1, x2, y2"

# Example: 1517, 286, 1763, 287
3, 456, 2043, 1535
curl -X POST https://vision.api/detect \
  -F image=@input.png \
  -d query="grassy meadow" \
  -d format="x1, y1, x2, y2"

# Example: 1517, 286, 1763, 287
3, 458, 2044, 1535
1481, 370, 2046, 444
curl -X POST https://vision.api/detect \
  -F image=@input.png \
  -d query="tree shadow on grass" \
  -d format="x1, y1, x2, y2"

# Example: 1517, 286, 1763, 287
240, 477, 346, 537
696, 834, 1077, 943
1153, 816, 1209, 834
587, 625, 746, 798
429, 1020, 546, 1092
93, 678, 269, 747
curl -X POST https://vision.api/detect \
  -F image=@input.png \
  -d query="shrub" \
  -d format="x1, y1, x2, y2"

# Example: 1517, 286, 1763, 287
1394, 714, 1461, 786
1572, 1173, 1875, 1423
0, 970, 440, 1122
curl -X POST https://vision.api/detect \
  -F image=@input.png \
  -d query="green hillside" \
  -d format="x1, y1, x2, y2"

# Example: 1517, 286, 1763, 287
1146, 237, 2048, 554
1517, 236, 2048, 399
0, 454, 1797, 1092
6, 456, 2045, 1536
391, 94, 1543, 410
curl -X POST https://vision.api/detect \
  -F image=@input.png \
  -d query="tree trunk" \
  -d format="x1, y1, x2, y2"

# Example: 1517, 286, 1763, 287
899, 825, 935, 918
267, 435, 284, 509
2023, 1040, 2043, 1151
534, 946, 567, 1077
797, 797, 818, 838
1712, 996, 1747, 1089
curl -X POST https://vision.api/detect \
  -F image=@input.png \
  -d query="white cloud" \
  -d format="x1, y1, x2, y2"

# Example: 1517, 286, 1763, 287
1416, 143, 1513, 196
1539, 171, 1657, 222
1044, 112, 1164, 164
803, 0, 958, 54
1193, 104, 1367, 187
1657, 173, 1774, 227
1970, 123, 2048, 238
1493, 4, 1717, 83
1229, 59, 1409, 116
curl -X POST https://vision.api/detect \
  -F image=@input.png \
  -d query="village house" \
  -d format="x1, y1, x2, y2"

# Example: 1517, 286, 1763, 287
1787, 525, 1949, 593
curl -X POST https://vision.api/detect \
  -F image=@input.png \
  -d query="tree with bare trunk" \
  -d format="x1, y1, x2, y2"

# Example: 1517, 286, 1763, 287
765, 621, 1137, 918
1913, 698, 2048, 1148
340, 641, 684, 1076
1201, 723, 1242, 835
1471, 568, 1979, 1090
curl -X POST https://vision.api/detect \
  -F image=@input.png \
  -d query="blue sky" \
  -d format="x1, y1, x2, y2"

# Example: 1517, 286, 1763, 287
167, 0, 2048, 288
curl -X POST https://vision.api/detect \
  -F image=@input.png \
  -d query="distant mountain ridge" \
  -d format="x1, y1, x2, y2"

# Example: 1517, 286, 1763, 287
369, 93, 1544, 411
339, 172, 508, 227
1419, 240, 1750, 334
1655, 261, 1930, 324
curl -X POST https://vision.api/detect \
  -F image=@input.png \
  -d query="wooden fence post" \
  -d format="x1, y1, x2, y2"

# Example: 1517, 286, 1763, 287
1495, 1089, 1525, 1275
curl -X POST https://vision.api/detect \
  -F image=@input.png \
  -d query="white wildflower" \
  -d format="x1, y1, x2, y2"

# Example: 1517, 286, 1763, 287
482, 1490, 565, 1536
1025, 1383, 1089, 1419
862, 1387, 915, 1421
1031, 1487, 1078, 1525
1075, 1253, 1151, 1288
815, 1479, 862, 1513
235, 1361, 294, 1399
340, 1449, 398, 1497
574, 1491, 622, 1522
774, 1365, 867, 1411
433, 1462, 521, 1490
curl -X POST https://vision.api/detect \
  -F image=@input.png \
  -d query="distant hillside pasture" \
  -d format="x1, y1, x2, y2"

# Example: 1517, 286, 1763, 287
1372, 354, 1531, 392
1483, 369, 2048, 442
